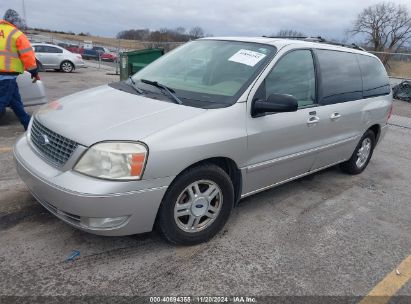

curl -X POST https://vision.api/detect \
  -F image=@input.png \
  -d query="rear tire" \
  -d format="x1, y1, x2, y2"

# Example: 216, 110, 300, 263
60, 61, 74, 73
340, 130, 376, 175
158, 164, 234, 245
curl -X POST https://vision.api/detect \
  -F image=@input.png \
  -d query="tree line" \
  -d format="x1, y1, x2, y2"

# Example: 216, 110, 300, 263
116, 26, 208, 42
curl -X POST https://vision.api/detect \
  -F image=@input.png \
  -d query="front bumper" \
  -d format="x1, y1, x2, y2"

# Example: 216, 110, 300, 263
14, 135, 172, 236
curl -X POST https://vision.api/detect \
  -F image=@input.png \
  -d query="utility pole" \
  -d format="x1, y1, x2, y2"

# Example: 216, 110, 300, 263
22, 0, 27, 25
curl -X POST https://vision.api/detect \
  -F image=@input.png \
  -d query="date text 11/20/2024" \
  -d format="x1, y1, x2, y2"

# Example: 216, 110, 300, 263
149, 296, 257, 303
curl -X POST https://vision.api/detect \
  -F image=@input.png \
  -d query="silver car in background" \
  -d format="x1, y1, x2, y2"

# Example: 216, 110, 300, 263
14, 37, 392, 245
32, 43, 85, 73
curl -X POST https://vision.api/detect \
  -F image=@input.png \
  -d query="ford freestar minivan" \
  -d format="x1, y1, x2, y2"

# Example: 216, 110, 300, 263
14, 37, 392, 244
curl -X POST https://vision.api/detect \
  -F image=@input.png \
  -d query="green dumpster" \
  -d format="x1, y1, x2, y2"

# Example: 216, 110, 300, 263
120, 48, 164, 80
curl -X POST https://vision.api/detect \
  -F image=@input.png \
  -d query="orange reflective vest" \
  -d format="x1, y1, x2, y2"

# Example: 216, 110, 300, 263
0, 20, 37, 74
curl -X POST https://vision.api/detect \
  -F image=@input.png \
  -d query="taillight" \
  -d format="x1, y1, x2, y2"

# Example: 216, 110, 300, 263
387, 103, 393, 121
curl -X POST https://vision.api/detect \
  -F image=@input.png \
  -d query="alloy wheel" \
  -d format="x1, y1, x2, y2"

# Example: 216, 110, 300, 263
174, 180, 223, 233
61, 62, 73, 72
356, 137, 372, 168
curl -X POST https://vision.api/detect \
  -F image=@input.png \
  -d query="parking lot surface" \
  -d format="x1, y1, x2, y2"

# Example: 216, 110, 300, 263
0, 65, 410, 301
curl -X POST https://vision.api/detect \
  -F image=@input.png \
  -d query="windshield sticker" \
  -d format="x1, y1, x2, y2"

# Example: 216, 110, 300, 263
228, 49, 266, 67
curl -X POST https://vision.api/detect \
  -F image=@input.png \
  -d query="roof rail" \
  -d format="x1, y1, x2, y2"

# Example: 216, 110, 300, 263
262, 35, 366, 51
262, 35, 308, 39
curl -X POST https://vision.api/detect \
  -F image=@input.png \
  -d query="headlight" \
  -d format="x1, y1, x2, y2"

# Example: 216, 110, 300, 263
74, 142, 148, 180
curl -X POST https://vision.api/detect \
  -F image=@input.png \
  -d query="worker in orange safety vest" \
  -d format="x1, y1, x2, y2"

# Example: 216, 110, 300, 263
0, 17, 39, 130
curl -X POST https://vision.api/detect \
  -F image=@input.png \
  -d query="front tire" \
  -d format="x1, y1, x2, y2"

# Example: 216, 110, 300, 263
340, 130, 376, 175
158, 164, 234, 245
60, 61, 74, 73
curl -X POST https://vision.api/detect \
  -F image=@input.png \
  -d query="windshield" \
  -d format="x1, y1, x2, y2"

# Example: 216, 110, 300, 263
132, 40, 276, 107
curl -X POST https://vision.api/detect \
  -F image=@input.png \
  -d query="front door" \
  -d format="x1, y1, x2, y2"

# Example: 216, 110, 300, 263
244, 49, 323, 195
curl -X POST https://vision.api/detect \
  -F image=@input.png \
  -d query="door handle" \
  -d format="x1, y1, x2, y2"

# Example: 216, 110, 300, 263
330, 112, 342, 121
307, 116, 320, 126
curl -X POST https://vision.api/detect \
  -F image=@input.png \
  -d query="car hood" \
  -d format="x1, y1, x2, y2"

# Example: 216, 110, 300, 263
35, 85, 206, 146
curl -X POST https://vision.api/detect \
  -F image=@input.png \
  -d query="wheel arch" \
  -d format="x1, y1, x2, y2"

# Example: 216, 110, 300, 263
368, 124, 381, 143
167, 157, 243, 205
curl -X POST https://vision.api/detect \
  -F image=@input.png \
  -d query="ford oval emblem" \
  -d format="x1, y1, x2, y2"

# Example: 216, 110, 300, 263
38, 134, 50, 146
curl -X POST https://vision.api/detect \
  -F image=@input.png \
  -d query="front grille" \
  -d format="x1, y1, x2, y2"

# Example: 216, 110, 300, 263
30, 119, 78, 167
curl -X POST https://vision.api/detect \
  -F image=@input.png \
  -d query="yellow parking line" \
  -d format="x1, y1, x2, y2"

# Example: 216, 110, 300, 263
359, 255, 411, 304
0, 147, 12, 153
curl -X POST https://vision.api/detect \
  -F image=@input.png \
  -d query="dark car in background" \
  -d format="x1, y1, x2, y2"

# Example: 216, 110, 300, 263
82, 46, 109, 60
82, 48, 100, 60
92, 46, 106, 54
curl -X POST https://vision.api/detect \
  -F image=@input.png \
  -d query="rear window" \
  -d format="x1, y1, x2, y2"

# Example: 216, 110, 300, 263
316, 50, 363, 105
357, 54, 391, 98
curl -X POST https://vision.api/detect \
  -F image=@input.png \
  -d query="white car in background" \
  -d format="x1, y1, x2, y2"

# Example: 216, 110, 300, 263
32, 43, 85, 73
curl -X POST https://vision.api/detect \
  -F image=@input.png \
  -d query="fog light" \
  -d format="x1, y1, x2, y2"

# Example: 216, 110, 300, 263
80, 216, 129, 229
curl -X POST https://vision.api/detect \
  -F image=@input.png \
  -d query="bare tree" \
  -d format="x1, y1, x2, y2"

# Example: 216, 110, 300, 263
189, 26, 204, 39
275, 29, 305, 37
3, 9, 26, 29
175, 27, 186, 35
351, 2, 411, 65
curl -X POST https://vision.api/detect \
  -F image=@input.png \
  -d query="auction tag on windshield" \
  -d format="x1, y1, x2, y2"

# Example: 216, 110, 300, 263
228, 49, 266, 67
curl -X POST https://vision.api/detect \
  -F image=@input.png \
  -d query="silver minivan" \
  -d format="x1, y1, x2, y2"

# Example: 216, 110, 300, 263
14, 37, 392, 244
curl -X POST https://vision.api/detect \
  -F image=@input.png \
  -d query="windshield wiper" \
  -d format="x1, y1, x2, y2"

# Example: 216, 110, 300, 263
128, 76, 144, 94
140, 79, 182, 105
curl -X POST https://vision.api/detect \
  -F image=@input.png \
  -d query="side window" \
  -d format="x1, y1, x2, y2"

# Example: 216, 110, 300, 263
357, 55, 391, 98
44, 46, 63, 54
263, 50, 316, 108
316, 50, 362, 104
34, 46, 44, 53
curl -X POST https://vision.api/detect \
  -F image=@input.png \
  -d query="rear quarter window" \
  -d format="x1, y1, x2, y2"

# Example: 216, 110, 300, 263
316, 49, 363, 105
357, 54, 391, 98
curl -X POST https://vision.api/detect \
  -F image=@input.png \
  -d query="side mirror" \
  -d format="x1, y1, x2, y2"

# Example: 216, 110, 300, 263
252, 94, 298, 117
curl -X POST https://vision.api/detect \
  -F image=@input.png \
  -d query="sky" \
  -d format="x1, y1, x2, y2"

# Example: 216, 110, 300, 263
1, 0, 410, 40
